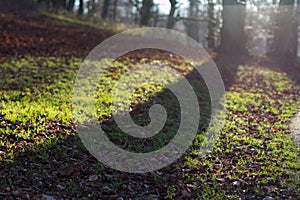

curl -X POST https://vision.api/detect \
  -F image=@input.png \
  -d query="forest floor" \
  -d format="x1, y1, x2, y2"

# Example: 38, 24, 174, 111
0, 10, 299, 199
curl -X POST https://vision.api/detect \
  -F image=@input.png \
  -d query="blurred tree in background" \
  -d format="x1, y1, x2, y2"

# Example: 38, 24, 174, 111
140, 0, 153, 26
1, 0, 298, 57
218, 0, 247, 54
268, 0, 298, 58
166, 0, 179, 29
101, 0, 109, 19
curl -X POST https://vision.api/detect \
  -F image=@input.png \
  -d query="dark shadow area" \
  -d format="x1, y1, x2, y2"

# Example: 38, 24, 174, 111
0, 0, 37, 12
247, 55, 300, 86
214, 53, 300, 90
213, 53, 255, 90
0, 9, 112, 58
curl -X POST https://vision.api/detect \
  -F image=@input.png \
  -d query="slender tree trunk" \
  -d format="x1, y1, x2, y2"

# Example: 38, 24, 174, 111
101, 0, 110, 19
166, 0, 178, 29
88, 0, 97, 17
153, 4, 159, 26
207, 0, 215, 48
140, 0, 153, 26
38, 0, 51, 10
62, 0, 66, 10
112, 0, 118, 21
129, 0, 141, 24
78, 0, 84, 15
52, 0, 66, 13
218, 0, 247, 54
269, 0, 297, 58
68, 0, 75, 12
186, 0, 200, 42
297, 0, 300, 57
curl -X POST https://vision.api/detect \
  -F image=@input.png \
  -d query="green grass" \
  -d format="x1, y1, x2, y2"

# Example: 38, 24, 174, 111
0, 54, 198, 159
0, 57, 80, 123
182, 66, 300, 199
0, 56, 299, 198
0, 56, 80, 160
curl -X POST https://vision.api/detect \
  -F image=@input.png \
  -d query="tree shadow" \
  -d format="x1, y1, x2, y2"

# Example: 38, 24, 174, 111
214, 53, 252, 89
0, 10, 111, 58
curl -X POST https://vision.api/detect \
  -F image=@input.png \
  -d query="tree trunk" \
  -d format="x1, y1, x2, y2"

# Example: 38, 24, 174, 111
112, 0, 118, 21
62, 0, 66, 10
88, 0, 97, 17
140, 0, 153, 26
78, 0, 84, 15
298, 0, 300, 57
67, 0, 75, 12
153, 4, 159, 26
101, 0, 110, 19
38, 0, 51, 10
186, 0, 200, 42
51, 0, 66, 13
207, 0, 215, 48
166, 0, 178, 29
128, 0, 141, 24
218, 0, 247, 54
269, 0, 297, 58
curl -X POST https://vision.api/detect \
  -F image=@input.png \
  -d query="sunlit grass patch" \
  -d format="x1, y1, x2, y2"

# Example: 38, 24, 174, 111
0, 56, 82, 160
0, 52, 200, 160
183, 66, 300, 198
0, 56, 81, 123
